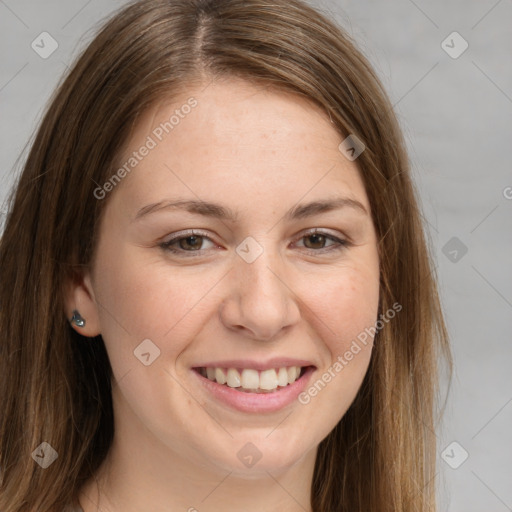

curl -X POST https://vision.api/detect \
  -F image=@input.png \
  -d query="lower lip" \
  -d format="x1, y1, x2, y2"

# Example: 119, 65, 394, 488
191, 366, 316, 413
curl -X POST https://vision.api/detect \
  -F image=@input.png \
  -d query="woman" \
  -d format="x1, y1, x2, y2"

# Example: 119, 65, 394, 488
0, 0, 451, 511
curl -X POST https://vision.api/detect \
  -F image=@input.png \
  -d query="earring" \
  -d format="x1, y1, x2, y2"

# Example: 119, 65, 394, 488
70, 310, 86, 328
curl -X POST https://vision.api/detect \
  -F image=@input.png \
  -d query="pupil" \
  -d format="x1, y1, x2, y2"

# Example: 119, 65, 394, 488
180, 236, 202, 250
305, 234, 325, 249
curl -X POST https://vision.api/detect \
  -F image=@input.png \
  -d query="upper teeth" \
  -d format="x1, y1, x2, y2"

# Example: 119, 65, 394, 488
200, 366, 303, 391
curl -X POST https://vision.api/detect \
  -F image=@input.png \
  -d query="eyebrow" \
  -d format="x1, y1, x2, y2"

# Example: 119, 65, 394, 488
133, 196, 368, 222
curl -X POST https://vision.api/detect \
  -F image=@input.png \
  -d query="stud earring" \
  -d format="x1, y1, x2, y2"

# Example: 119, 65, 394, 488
70, 310, 86, 328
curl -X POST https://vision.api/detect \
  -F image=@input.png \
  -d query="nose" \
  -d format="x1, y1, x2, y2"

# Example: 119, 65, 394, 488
219, 245, 301, 341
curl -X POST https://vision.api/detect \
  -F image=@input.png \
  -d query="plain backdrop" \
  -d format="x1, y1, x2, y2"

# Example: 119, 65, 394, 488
1, 0, 511, 510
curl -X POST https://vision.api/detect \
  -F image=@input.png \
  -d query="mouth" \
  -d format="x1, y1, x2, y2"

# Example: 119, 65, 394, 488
192, 365, 311, 393
191, 364, 316, 413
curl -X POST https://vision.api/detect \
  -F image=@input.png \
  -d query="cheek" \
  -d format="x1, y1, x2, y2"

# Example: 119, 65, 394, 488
96, 243, 206, 329
91, 245, 217, 375
303, 258, 380, 354
296, 268, 379, 423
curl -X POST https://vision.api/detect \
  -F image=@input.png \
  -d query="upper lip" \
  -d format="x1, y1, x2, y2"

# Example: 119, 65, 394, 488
192, 357, 316, 372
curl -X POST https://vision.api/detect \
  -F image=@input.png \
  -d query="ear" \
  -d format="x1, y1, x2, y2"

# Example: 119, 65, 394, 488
63, 268, 102, 337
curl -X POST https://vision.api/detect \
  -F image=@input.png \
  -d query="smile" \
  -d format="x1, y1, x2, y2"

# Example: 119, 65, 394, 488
191, 365, 316, 413
195, 365, 305, 393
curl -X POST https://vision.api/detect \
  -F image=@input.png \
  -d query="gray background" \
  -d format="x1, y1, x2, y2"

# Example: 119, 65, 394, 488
1, 0, 511, 510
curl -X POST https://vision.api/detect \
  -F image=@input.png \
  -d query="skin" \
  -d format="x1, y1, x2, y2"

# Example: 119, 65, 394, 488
66, 78, 380, 512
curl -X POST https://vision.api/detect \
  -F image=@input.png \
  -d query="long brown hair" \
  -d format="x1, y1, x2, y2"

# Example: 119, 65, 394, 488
0, 0, 451, 510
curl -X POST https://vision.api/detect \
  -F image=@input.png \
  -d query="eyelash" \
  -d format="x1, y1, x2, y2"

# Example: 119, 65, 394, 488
159, 229, 350, 257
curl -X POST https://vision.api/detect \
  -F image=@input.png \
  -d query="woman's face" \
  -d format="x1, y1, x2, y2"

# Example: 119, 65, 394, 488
75, 78, 380, 476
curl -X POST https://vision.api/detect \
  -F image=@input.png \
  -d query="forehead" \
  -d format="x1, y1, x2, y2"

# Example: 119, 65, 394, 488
108, 78, 369, 217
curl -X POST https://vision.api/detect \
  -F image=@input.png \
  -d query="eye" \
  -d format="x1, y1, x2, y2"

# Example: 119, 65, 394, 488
160, 230, 217, 255
294, 230, 349, 253
159, 229, 349, 257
